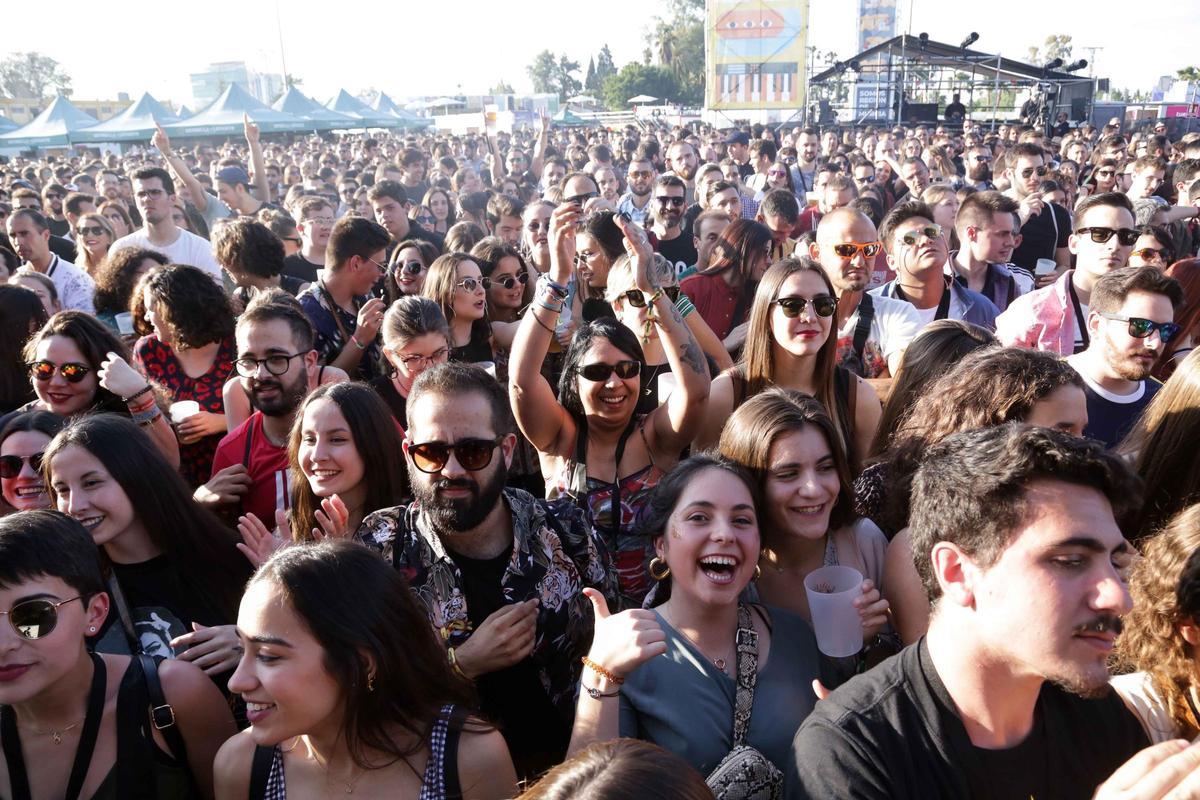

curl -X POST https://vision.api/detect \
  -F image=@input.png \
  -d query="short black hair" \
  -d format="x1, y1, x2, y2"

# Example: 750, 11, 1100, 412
131, 166, 175, 196
408, 361, 515, 436
0, 510, 105, 600
1091, 265, 1184, 315
367, 180, 408, 206
880, 199, 936, 252
327, 216, 390, 270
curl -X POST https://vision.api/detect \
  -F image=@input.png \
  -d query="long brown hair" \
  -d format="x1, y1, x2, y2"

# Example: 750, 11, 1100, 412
699, 218, 772, 287
1112, 504, 1200, 741
1121, 348, 1200, 539
421, 252, 492, 347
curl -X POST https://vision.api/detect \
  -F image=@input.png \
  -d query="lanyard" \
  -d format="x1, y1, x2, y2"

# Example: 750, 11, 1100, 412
1068, 278, 1090, 351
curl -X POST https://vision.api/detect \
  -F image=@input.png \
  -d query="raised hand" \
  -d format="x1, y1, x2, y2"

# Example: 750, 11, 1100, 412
98, 352, 151, 399
580, 588, 667, 681
235, 510, 287, 568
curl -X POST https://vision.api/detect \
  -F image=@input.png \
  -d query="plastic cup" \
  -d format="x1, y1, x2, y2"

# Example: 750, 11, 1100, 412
804, 565, 864, 658
656, 371, 677, 404
1035, 258, 1058, 276
169, 401, 200, 424
114, 312, 135, 335
475, 361, 497, 379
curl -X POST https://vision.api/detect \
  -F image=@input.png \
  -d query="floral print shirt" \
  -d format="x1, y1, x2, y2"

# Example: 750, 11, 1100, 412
357, 488, 617, 717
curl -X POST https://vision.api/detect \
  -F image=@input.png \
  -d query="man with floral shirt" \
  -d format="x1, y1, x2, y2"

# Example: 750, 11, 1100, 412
358, 362, 617, 780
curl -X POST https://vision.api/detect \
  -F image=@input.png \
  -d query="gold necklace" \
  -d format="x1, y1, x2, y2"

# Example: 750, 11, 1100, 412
661, 610, 733, 672
304, 741, 365, 794
23, 719, 83, 744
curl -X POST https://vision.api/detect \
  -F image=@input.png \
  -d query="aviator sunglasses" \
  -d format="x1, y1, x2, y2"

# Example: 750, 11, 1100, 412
1, 596, 82, 640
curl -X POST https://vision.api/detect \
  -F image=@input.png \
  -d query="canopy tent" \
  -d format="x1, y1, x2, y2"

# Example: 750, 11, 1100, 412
326, 90, 402, 128
0, 114, 18, 133
271, 87, 356, 131
164, 84, 310, 136
551, 108, 591, 127
176, 105, 193, 119
73, 92, 179, 143
567, 95, 599, 105
627, 94, 659, 103
0, 95, 97, 147
370, 92, 433, 129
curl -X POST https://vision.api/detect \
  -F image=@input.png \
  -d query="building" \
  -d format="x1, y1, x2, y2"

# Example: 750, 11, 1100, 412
190, 62, 284, 108
0, 94, 132, 125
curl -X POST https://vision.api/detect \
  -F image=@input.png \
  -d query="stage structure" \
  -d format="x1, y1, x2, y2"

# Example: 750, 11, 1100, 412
705, 0, 809, 112
810, 34, 1096, 134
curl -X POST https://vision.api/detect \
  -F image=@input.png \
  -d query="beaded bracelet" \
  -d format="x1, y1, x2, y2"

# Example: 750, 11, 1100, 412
122, 385, 153, 403
581, 656, 624, 685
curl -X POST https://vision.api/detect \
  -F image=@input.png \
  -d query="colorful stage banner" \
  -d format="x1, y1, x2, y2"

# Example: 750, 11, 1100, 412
705, 0, 809, 110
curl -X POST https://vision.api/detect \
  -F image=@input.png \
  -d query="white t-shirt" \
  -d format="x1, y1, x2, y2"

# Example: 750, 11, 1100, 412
1111, 671, 1180, 744
30, 254, 95, 313
836, 293, 923, 375
109, 227, 222, 280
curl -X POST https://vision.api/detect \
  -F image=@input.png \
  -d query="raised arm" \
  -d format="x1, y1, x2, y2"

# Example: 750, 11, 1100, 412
153, 124, 211, 214
508, 202, 578, 454
243, 115, 271, 204
530, 110, 550, 178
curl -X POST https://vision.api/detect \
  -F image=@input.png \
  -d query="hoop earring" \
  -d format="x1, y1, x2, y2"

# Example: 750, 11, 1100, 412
649, 557, 671, 581
753, 564, 762, 581
367, 673, 376, 693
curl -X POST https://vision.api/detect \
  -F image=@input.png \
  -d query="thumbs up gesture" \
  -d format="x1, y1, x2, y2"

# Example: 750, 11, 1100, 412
581, 588, 668, 682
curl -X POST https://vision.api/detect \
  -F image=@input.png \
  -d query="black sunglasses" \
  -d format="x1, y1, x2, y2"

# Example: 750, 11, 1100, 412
76, 225, 107, 237
576, 360, 641, 382
1075, 227, 1140, 247
620, 287, 679, 307
491, 273, 529, 290
408, 436, 503, 473
29, 361, 91, 383
1097, 313, 1181, 343
0, 452, 43, 479
396, 260, 425, 276
1, 596, 82, 640
772, 295, 838, 318
656, 196, 686, 207
564, 191, 599, 206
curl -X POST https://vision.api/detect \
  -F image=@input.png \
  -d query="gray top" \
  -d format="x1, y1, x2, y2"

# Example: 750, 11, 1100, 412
618, 605, 822, 776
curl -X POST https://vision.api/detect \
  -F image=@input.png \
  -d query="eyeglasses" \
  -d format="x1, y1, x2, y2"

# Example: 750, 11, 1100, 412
1096, 170, 1116, 177
656, 196, 686, 207
564, 191, 599, 206
831, 241, 882, 259
898, 224, 943, 246
455, 277, 490, 292
856, 174, 876, 183
76, 226, 107, 237
135, 189, 167, 199
771, 295, 838, 318
29, 361, 91, 383
233, 352, 307, 377
1075, 227, 1140, 246
415, 215, 436, 225
395, 260, 425, 276
1098, 313, 1180, 342
0, 452, 43, 479
45, 193, 63, 200
576, 360, 641, 382
408, 436, 504, 473
392, 347, 449, 369
1131, 247, 1167, 261
1, 596, 82, 640
491, 272, 528, 290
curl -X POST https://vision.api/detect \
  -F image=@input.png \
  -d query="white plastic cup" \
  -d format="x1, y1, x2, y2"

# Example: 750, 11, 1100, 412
1035, 258, 1058, 276
114, 312, 135, 335
656, 371, 677, 404
804, 565, 864, 658
169, 401, 200, 424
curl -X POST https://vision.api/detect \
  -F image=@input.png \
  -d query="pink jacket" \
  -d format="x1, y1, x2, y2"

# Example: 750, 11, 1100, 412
994, 270, 1076, 355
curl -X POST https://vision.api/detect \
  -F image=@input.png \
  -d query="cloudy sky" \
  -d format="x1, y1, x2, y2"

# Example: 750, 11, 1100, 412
3, 0, 1192, 108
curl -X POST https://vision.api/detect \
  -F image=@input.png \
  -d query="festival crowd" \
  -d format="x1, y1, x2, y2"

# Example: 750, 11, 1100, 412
2, 108, 1200, 799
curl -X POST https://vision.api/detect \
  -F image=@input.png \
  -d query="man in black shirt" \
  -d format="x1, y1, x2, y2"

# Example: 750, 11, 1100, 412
366, 180, 444, 256
1006, 142, 1071, 273
649, 174, 698, 277
787, 425, 1170, 800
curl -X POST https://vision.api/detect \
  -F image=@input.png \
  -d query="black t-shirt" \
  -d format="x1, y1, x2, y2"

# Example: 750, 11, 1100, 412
447, 543, 570, 780
282, 252, 322, 282
785, 638, 1148, 800
48, 234, 77, 263
654, 230, 699, 278
368, 374, 407, 428
47, 216, 71, 238
1011, 201, 1070, 272
1080, 377, 1162, 449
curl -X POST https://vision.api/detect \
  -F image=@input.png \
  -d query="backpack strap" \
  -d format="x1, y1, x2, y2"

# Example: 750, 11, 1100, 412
137, 654, 189, 768
730, 604, 760, 747
851, 292, 875, 364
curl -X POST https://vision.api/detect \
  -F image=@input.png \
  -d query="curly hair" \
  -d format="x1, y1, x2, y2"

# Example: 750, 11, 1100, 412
140, 264, 235, 349
92, 247, 168, 317
212, 217, 286, 279
1112, 504, 1200, 741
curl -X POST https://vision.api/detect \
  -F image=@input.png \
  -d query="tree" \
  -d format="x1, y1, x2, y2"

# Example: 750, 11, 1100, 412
0, 52, 72, 99
1177, 66, 1200, 83
601, 64, 680, 110
584, 57, 597, 93
528, 51, 558, 95
1026, 34, 1072, 66
525, 51, 581, 102
489, 80, 515, 95
646, 0, 705, 105
555, 55, 582, 101
596, 45, 617, 82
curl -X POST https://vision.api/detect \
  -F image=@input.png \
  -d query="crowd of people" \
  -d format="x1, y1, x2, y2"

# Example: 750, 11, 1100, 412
1, 107, 1200, 799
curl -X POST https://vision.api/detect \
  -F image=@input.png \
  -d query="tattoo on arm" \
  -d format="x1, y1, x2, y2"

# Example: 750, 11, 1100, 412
665, 301, 684, 325
678, 334, 706, 376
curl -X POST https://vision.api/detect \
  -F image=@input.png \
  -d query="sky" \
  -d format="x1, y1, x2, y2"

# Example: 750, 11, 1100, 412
1, 0, 1194, 108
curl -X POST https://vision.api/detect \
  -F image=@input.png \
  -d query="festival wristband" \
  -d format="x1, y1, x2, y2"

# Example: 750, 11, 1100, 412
581, 656, 624, 685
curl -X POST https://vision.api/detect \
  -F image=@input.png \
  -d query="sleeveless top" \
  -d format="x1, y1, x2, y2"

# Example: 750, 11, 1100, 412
250, 704, 469, 800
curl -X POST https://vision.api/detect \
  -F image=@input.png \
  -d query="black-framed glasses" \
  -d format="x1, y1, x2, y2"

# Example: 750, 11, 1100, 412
408, 436, 504, 473
1098, 313, 1180, 343
656, 196, 686, 207
455, 277, 490, 292
392, 347, 449, 369
832, 241, 882, 259
2, 596, 82, 640
76, 225, 107, 237
564, 191, 598, 206
899, 225, 942, 246
1019, 165, 1050, 179
233, 352, 307, 377
576, 360, 641, 382
772, 295, 838, 318
395, 260, 425, 276
491, 273, 528, 290
29, 361, 91, 383
1075, 227, 1140, 246
0, 453, 43, 479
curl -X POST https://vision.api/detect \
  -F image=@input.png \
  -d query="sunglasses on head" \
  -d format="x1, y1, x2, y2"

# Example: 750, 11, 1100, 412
656, 196, 686, 207
771, 295, 837, 318
899, 224, 942, 246
76, 226, 106, 237
1098, 313, 1180, 343
832, 241, 882, 259
577, 360, 641, 382
1, 596, 81, 640
408, 436, 503, 473
491, 272, 528, 290
455, 277, 490, 292
29, 361, 91, 383
1075, 227, 1140, 247
0, 452, 43, 479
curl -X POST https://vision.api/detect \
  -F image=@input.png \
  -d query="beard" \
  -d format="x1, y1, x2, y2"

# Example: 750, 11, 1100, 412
1048, 615, 1123, 699
249, 370, 309, 417
1104, 335, 1156, 382
630, 183, 652, 198
411, 459, 507, 533
969, 165, 992, 182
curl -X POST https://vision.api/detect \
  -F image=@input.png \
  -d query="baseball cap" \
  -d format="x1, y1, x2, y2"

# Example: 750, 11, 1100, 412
216, 165, 251, 187
724, 131, 750, 146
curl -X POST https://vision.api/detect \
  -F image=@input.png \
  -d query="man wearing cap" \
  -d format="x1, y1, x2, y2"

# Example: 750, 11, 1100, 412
217, 165, 277, 217
724, 131, 754, 180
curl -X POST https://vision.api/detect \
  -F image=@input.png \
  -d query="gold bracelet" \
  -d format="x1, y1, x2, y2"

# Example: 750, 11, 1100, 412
448, 646, 472, 681
581, 656, 624, 685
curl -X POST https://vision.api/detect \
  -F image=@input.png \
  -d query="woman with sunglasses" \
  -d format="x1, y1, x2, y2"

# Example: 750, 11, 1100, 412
98, 200, 134, 240
215, 540, 517, 800
72, 212, 114, 278
423, 186, 458, 235
132, 265, 236, 488
755, 160, 797, 202
0, 510, 236, 800
374, 296, 452, 428
696, 257, 882, 473
45, 414, 252, 686
423, 253, 519, 363
1128, 225, 1175, 270
510, 204, 710, 609
472, 238, 533, 324
10, 312, 180, 469
0, 412, 62, 515
385, 238, 440, 302
410, 204, 438, 235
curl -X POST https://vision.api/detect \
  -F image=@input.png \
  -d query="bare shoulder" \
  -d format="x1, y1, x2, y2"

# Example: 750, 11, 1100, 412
212, 731, 258, 799
457, 721, 518, 800
157, 656, 222, 704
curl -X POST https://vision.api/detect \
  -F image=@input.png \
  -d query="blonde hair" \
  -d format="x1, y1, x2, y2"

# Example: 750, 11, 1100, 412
75, 212, 115, 274
604, 253, 675, 305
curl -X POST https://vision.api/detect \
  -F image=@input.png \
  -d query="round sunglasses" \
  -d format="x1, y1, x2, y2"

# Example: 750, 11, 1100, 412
0, 452, 44, 479
408, 436, 503, 474
2, 596, 82, 640
455, 277, 491, 292
29, 360, 91, 383
576, 360, 641, 382
490, 273, 529, 290
771, 295, 838, 318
